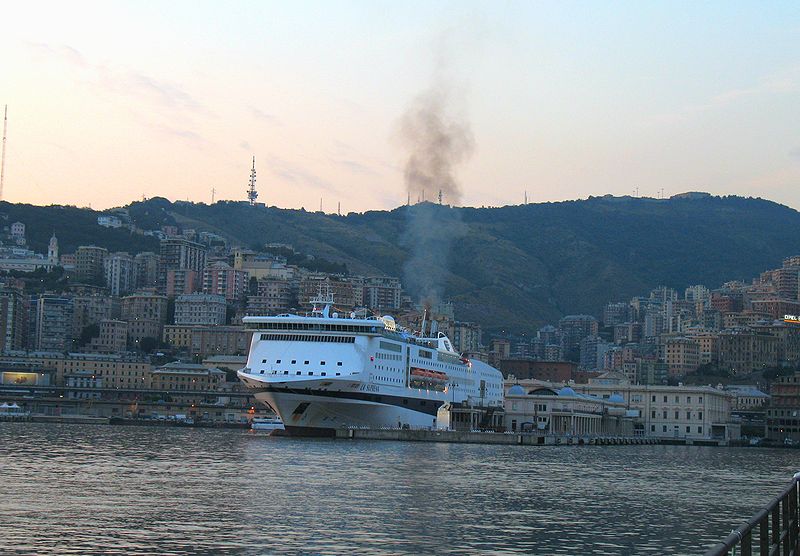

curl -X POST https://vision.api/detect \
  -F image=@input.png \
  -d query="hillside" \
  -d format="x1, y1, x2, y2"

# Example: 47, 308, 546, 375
0, 202, 159, 255
5, 194, 800, 334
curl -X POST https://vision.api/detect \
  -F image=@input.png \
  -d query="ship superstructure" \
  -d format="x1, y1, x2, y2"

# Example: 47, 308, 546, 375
237, 294, 503, 435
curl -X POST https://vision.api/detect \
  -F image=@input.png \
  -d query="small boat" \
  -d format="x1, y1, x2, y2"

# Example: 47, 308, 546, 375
251, 416, 285, 432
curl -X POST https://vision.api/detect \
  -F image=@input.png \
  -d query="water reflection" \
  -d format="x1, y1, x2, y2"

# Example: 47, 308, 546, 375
0, 423, 796, 555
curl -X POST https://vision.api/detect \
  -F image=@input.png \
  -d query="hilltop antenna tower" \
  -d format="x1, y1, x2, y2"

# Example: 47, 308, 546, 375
438, 189, 442, 204
1, 105, 7, 201
247, 156, 258, 205
211, 187, 216, 204
524, 190, 528, 204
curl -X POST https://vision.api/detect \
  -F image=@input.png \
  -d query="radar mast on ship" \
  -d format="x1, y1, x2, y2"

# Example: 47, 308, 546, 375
310, 283, 334, 318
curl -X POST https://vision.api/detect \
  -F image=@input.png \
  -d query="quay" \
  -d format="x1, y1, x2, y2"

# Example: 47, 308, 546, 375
335, 427, 659, 446
31, 414, 109, 425
0, 413, 109, 424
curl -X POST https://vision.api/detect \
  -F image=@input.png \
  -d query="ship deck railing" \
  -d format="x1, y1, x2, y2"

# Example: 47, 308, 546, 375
704, 472, 800, 556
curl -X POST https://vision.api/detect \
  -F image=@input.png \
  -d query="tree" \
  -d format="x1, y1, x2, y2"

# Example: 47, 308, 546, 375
139, 336, 158, 353
78, 324, 99, 347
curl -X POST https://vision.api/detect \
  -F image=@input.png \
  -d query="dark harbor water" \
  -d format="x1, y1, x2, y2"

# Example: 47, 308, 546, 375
0, 423, 796, 555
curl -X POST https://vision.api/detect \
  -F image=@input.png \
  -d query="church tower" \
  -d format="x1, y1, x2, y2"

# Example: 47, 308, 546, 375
48, 233, 58, 265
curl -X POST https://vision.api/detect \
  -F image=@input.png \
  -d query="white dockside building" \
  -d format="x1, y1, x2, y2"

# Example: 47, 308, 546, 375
505, 372, 739, 441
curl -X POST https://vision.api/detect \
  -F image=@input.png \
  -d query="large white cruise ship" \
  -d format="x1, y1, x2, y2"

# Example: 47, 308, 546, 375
237, 294, 504, 436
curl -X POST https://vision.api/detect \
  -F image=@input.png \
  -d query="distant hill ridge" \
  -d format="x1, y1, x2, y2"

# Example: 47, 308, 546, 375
3, 194, 800, 334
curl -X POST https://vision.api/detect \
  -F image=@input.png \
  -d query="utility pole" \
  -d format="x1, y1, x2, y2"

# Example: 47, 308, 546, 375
1, 105, 7, 201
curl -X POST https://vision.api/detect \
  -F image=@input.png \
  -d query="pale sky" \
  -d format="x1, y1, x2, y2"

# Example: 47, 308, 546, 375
1, 1, 799, 212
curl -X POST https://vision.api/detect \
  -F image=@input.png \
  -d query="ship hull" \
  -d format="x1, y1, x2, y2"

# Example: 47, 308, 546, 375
253, 388, 442, 436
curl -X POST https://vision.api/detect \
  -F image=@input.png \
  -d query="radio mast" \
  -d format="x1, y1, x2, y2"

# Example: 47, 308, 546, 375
247, 156, 258, 205
0, 105, 7, 201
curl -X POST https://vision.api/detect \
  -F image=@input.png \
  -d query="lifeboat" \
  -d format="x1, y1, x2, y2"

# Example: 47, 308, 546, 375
410, 368, 448, 383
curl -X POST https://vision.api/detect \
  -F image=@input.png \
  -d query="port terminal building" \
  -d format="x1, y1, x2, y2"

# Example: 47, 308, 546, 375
504, 384, 635, 436
505, 373, 740, 441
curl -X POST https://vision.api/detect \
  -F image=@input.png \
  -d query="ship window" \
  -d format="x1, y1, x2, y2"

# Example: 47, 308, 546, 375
321, 372, 326, 376
260, 370, 265, 374
337, 362, 342, 366
304, 361, 309, 365
296, 371, 301, 375
276, 359, 281, 364
308, 372, 313, 376
336, 373, 340, 376
262, 359, 267, 363
284, 371, 288, 375
320, 361, 326, 365
291, 360, 296, 364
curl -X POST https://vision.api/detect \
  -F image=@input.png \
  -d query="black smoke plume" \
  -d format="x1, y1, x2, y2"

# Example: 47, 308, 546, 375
398, 87, 474, 205
397, 82, 473, 307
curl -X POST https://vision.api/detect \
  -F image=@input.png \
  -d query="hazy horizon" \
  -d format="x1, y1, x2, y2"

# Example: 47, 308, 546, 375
2, 1, 799, 212
3, 190, 796, 216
